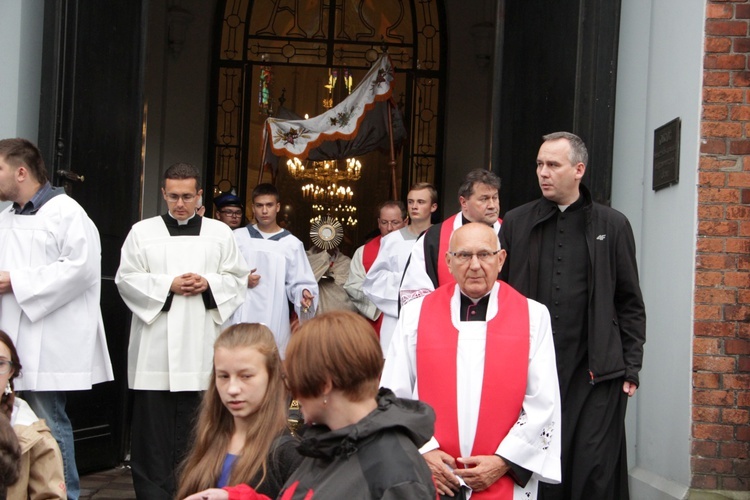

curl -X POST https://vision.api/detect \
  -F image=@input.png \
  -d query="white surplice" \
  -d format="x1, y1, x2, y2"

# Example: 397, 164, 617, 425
381, 282, 561, 499
115, 216, 248, 391
228, 226, 318, 358
0, 196, 113, 391
362, 227, 418, 353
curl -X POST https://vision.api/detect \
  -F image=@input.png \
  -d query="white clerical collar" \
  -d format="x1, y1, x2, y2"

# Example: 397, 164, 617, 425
451, 282, 500, 325
168, 211, 196, 225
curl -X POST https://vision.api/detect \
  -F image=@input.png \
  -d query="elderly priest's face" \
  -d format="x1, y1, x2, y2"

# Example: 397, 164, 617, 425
446, 223, 506, 300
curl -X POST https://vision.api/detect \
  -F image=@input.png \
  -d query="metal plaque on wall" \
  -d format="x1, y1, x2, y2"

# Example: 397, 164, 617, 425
652, 117, 681, 191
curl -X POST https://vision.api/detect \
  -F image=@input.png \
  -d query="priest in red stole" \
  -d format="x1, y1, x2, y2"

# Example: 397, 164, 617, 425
382, 223, 560, 500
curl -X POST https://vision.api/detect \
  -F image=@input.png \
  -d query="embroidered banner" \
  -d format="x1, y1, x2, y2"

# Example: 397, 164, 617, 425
262, 55, 405, 175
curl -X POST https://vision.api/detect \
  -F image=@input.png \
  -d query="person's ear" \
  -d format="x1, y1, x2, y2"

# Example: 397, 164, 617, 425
15, 165, 28, 182
497, 249, 507, 273
574, 162, 586, 181
322, 378, 333, 396
445, 250, 454, 275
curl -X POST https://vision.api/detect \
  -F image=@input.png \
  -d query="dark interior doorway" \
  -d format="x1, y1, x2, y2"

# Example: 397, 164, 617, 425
38, 0, 146, 472
496, 0, 622, 213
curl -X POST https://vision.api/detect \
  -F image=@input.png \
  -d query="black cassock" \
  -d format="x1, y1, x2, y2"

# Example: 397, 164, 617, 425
534, 199, 630, 500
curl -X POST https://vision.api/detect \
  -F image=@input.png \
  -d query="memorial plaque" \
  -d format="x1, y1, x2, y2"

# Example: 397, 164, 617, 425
653, 118, 681, 191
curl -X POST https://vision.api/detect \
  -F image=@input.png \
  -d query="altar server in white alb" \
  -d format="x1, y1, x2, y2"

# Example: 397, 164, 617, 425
399, 169, 502, 307
228, 182, 317, 358
382, 223, 560, 500
362, 183, 437, 353
115, 163, 248, 500
0, 137, 113, 500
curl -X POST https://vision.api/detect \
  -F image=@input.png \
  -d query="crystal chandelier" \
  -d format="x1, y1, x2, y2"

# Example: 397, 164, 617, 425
301, 182, 353, 204
285, 149, 362, 229
312, 203, 358, 227
286, 157, 362, 183
310, 213, 358, 227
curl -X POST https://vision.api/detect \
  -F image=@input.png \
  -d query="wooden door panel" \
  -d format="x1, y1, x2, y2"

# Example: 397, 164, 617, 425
38, 0, 145, 473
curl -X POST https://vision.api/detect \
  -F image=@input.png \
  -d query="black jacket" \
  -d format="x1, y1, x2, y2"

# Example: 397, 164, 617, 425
499, 185, 646, 385
279, 389, 437, 500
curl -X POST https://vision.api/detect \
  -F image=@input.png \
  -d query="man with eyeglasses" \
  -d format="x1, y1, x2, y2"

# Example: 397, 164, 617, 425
115, 162, 248, 499
383, 222, 561, 499
227, 183, 317, 359
399, 169, 502, 307
499, 132, 645, 500
343, 200, 407, 343
213, 191, 244, 229
362, 184, 438, 354
0, 138, 113, 500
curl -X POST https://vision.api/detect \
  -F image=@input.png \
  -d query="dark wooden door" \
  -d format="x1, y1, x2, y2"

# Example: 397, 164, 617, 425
37, 0, 146, 472
495, 0, 622, 213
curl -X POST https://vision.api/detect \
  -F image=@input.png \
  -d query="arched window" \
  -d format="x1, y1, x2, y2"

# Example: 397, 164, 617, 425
208, 0, 445, 248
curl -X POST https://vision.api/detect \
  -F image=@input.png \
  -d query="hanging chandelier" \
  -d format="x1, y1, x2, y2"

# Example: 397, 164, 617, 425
286, 157, 362, 183
301, 182, 353, 204
310, 213, 358, 227
312, 203, 358, 227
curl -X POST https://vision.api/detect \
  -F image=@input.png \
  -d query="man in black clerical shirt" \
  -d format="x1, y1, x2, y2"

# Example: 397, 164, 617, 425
116, 163, 247, 500
499, 132, 646, 500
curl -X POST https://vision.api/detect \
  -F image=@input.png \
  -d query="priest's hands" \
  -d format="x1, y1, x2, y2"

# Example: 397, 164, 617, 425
423, 449, 460, 496
0, 271, 11, 294
171, 273, 208, 296
453, 454, 509, 492
248, 268, 260, 288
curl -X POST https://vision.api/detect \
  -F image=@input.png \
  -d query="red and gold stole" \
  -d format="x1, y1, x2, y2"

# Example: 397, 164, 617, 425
416, 283, 529, 499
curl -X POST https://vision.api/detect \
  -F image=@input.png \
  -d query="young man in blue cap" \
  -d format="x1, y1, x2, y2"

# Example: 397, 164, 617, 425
213, 191, 244, 229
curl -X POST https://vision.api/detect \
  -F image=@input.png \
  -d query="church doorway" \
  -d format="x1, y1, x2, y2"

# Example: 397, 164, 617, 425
206, 0, 446, 249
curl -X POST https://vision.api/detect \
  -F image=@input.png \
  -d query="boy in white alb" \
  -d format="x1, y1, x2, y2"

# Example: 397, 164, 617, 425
229, 183, 317, 358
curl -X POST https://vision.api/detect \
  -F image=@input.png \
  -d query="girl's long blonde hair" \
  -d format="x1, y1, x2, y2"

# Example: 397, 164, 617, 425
176, 324, 289, 499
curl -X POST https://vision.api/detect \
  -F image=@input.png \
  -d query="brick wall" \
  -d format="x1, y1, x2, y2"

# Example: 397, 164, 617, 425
694, 0, 750, 492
